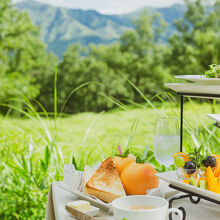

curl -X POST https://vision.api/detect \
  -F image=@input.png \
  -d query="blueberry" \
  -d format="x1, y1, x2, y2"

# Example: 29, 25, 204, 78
184, 161, 196, 174
203, 156, 216, 168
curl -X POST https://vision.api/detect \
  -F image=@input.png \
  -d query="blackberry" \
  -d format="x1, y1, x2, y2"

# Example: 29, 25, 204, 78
184, 161, 196, 174
203, 156, 216, 168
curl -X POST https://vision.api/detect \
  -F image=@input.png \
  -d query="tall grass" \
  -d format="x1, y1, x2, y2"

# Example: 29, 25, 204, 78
0, 70, 63, 219
0, 74, 219, 219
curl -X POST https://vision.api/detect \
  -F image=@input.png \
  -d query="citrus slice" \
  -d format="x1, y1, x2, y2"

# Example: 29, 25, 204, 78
174, 156, 185, 167
212, 154, 220, 177
198, 177, 206, 183
173, 152, 190, 163
182, 179, 190, 184
181, 167, 192, 178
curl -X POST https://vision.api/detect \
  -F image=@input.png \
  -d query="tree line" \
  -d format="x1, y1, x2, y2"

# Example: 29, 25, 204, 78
0, 0, 220, 114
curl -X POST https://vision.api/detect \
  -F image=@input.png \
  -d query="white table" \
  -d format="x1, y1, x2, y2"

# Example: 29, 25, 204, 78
46, 182, 220, 220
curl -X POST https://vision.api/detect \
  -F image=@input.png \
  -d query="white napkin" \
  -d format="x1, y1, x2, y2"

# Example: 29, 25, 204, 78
147, 179, 178, 199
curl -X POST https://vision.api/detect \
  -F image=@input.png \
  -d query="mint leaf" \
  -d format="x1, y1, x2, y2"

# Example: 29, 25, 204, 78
136, 156, 146, 164
188, 145, 207, 168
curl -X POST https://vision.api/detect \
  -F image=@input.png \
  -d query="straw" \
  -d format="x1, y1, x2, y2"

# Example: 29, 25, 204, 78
142, 145, 149, 160
117, 145, 122, 155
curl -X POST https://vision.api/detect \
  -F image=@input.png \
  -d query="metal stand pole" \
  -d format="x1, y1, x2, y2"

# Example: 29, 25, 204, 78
169, 195, 187, 220
180, 96, 183, 152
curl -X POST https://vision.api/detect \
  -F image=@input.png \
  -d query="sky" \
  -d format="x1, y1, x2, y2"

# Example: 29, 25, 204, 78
13, 0, 184, 14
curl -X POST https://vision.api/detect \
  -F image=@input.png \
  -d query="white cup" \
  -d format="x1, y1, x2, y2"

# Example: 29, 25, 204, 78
112, 195, 183, 220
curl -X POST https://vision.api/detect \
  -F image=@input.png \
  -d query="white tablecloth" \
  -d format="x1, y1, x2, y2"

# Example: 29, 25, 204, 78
45, 181, 220, 220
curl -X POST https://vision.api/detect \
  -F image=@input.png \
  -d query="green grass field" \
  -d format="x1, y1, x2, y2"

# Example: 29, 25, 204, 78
1, 100, 220, 219
1, 101, 219, 166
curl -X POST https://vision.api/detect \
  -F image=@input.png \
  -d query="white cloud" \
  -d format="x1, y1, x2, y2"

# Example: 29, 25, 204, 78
13, 0, 184, 14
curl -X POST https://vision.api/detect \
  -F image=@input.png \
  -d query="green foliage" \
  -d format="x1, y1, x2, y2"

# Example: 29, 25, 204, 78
188, 145, 207, 168
58, 11, 171, 113
115, 148, 130, 158
205, 64, 220, 78
0, 145, 62, 219
119, 11, 171, 102
0, 69, 62, 220
1, 2, 220, 219
2, 0, 220, 114
167, 0, 220, 75
0, 0, 57, 114
0, 98, 220, 219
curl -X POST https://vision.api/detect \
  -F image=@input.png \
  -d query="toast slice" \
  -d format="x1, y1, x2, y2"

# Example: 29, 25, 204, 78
85, 157, 126, 203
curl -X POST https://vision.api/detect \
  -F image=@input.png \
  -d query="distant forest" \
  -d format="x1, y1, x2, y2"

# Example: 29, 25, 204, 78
1, 0, 220, 114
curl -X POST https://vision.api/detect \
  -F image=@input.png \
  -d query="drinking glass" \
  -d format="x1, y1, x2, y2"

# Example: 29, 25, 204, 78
153, 118, 180, 167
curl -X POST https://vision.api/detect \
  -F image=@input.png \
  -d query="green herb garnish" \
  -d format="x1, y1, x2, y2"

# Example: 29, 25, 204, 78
136, 156, 147, 164
115, 149, 130, 158
188, 145, 207, 168
205, 64, 220, 78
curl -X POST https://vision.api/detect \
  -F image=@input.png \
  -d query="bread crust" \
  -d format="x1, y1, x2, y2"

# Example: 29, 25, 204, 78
85, 185, 122, 203
85, 157, 126, 203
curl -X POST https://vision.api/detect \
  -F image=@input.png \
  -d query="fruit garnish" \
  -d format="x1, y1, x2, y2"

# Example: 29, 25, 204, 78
174, 156, 185, 167
207, 166, 220, 194
183, 179, 190, 184
205, 64, 220, 78
184, 161, 196, 174
198, 177, 206, 183
199, 180, 208, 190
173, 152, 190, 163
212, 154, 220, 177
203, 156, 217, 168
188, 146, 207, 168
189, 177, 199, 187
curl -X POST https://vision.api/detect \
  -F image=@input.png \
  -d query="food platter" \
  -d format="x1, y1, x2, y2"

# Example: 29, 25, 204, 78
206, 114, 220, 124
156, 171, 220, 203
58, 177, 176, 210
175, 75, 220, 85
61, 148, 220, 220
165, 83, 220, 97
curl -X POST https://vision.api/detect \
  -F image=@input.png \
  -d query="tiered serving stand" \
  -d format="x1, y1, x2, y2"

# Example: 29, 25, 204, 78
165, 81, 220, 220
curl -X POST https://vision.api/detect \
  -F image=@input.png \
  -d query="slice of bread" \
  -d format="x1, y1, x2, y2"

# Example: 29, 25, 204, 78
85, 157, 126, 203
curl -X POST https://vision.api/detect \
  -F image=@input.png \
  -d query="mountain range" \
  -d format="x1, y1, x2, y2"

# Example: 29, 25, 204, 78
15, 1, 186, 58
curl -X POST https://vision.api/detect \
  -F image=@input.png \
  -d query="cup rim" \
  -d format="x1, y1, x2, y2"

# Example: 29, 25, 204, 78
112, 195, 168, 212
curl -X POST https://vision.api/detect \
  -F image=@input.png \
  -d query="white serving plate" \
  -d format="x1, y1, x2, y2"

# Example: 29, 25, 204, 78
206, 114, 220, 124
59, 180, 177, 212
156, 171, 220, 203
165, 83, 220, 98
58, 182, 112, 210
175, 75, 220, 85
